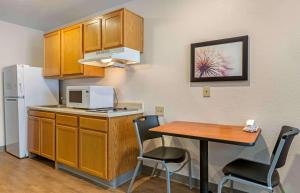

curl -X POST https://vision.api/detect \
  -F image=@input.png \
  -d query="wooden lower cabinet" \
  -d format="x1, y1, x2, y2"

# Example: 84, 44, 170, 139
107, 115, 140, 180
79, 129, 107, 179
56, 125, 78, 168
28, 109, 141, 184
40, 118, 55, 160
28, 112, 56, 161
28, 116, 40, 154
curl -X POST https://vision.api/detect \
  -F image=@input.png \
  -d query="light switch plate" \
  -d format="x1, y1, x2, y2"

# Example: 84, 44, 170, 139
155, 106, 164, 116
203, 86, 210, 97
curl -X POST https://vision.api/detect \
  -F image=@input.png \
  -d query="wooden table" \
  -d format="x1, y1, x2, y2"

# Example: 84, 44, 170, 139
150, 121, 261, 193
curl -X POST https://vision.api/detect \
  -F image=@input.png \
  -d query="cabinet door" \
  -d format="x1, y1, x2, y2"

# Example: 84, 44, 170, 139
61, 24, 84, 75
79, 129, 107, 179
84, 19, 102, 52
102, 10, 123, 49
28, 116, 40, 154
56, 125, 78, 168
44, 31, 61, 77
40, 118, 55, 161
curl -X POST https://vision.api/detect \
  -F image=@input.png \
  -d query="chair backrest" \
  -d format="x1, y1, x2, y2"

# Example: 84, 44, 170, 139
267, 126, 299, 187
271, 126, 299, 169
133, 115, 162, 152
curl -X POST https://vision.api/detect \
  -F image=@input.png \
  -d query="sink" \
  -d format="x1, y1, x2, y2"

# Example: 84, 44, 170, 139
40, 104, 66, 108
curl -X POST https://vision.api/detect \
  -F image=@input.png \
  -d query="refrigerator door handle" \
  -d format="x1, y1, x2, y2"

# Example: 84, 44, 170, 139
19, 83, 23, 95
5, 98, 18, 102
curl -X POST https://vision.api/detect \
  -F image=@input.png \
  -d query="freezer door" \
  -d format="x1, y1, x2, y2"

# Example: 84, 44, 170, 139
23, 66, 58, 106
3, 65, 24, 97
4, 97, 28, 158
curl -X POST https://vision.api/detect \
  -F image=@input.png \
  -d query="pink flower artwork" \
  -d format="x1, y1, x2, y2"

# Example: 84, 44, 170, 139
194, 47, 233, 78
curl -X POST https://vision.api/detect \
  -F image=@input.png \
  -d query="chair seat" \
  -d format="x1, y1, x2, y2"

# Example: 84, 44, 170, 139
143, 146, 186, 163
223, 159, 280, 187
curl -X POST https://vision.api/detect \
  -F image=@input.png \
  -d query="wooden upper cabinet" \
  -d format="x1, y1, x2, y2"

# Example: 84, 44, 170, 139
123, 9, 144, 52
44, 31, 61, 77
102, 9, 144, 52
102, 10, 123, 49
61, 24, 84, 76
43, 8, 142, 79
84, 18, 102, 52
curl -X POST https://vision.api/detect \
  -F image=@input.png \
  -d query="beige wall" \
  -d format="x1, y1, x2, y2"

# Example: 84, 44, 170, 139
63, 0, 300, 192
0, 20, 43, 146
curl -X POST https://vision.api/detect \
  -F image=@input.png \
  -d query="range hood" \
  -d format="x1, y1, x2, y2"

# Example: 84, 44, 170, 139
78, 47, 140, 68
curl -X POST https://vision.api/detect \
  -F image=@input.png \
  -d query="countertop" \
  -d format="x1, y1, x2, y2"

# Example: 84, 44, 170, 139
28, 105, 144, 118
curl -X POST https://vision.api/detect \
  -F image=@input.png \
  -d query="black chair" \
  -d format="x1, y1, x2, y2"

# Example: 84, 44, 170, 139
127, 115, 192, 193
218, 126, 299, 193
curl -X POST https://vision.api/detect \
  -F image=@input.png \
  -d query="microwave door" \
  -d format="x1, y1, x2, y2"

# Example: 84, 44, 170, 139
67, 89, 88, 108
69, 90, 83, 103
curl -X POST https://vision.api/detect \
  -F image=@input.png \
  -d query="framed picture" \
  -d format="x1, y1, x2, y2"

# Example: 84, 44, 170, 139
190, 36, 248, 82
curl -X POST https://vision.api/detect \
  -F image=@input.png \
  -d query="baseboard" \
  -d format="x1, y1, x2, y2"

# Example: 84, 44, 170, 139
142, 165, 247, 193
57, 163, 135, 189
0, 146, 4, 152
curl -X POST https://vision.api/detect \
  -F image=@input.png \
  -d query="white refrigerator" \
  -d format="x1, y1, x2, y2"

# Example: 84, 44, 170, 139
3, 64, 58, 158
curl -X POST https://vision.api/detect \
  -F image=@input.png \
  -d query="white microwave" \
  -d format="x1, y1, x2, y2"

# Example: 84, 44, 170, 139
66, 86, 114, 109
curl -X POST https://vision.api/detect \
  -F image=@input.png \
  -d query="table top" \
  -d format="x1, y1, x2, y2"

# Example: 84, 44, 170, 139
150, 121, 261, 146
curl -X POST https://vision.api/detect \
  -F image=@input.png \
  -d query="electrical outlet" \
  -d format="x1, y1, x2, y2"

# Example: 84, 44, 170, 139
203, 86, 210, 97
155, 106, 164, 116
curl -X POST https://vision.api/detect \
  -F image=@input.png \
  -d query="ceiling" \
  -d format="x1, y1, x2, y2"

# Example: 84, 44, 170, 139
0, 0, 133, 31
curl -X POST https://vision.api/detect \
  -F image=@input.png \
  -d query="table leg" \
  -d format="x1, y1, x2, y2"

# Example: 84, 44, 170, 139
200, 140, 211, 193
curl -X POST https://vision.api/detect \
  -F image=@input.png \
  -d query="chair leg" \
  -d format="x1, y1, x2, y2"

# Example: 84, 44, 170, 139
218, 177, 228, 193
127, 160, 142, 193
163, 162, 171, 193
187, 152, 193, 189
151, 162, 158, 177
230, 180, 234, 193
217, 182, 223, 193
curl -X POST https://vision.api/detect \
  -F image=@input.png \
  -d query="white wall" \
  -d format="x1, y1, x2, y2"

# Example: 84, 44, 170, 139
0, 20, 43, 146
63, 0, 300, 192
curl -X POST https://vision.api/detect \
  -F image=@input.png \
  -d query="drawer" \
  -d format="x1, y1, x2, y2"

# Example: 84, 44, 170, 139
29, 110, 55, 119
56, 114, 78, 127
80, 117, 107, 132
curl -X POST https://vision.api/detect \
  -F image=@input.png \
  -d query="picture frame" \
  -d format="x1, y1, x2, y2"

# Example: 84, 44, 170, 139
190, 36, 248, 82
